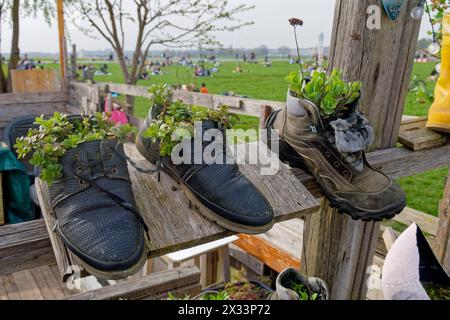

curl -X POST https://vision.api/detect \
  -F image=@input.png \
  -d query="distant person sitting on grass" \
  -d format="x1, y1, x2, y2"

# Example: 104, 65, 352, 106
200, 83, 209, 94
104, 95, 129, 125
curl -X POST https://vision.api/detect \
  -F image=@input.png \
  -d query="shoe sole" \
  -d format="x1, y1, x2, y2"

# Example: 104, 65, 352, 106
60, 230, 149, 280
136, 133, 274, 235
265, 116, 406, 222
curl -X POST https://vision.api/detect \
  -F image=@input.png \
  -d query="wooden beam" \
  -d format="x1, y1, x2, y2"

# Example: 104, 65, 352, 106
56, 0, 68, 87
0, 220, 55, 276
96, 82, 285, 116
64, 266, 201, 300
234, 234, 301, 273
0, 91, 69, 106
435, 166, 450, 274
382, 227, 397, 252
302, 0, 422, 300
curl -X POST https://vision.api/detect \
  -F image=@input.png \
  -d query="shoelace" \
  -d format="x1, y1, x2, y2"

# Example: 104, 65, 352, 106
114, 143, 163, 182
52, 147, 154, 249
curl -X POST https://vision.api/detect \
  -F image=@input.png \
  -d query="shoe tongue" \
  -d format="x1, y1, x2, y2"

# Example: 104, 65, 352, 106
326, 112, 374, 172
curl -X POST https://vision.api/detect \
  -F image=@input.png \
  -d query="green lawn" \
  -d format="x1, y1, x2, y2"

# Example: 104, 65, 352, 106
43, 60, 447, 217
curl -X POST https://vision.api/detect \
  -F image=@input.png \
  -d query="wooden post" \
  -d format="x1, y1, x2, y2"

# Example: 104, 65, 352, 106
70, 44, 77, 80
302, 0, 422, 300
56, 0, 68, 87
435, 167, 450, 274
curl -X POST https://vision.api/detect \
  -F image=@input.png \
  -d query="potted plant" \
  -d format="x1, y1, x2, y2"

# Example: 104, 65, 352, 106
167, 281, 274, 301
272, 268, 329, 301
14, 112, 148, 280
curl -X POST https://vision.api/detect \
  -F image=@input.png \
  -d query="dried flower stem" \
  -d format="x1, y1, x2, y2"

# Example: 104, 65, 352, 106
293, 26, 304, 80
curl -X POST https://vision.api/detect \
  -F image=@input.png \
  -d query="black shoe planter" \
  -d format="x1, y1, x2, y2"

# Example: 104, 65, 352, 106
49, 140, 148, 279
137, 120, 274, 235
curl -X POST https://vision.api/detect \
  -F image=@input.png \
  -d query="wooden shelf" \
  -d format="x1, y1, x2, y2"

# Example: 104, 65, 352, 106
35, 142, 320, 281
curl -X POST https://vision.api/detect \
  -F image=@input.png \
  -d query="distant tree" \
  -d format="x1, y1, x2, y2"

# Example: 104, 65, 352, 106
417, 38, 433, 50
68, 0, 254, 108
256, 45, 269, 56
278, 46, 291, 57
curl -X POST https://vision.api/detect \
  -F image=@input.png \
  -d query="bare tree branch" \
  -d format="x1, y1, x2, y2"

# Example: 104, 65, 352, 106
69, 0, 254, 94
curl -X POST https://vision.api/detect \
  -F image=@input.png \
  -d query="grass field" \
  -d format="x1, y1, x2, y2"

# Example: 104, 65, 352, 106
43, 60, 447, 217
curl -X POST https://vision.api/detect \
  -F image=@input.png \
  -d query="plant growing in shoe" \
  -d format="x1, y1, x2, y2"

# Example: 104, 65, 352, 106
263, 19, 407, 221
15, 112, 148, 280
272, 268, 329, 301
15, 112, 136, 185
137, 84, 274, 235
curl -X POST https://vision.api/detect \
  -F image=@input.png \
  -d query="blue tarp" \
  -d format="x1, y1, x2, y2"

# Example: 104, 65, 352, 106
0, 146, 33, 224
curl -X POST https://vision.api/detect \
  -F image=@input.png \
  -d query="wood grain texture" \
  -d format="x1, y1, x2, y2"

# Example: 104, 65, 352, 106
11, 69, 61, 93
234, 234, 301, 273
0, 173, 4, 226
96, 82, 286, 117
125, 142, 319, 258
34, 141, 318, 280
0, 220, 55, 276
435, 166, 450, 274
65, 266, 201, 300
35, 179, 74, 282
399, 117, 448, 151
302, 0, 422, 301
0, 91, 69, 105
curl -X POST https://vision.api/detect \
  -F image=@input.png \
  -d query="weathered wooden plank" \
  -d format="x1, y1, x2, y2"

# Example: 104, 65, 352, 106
229, 244, 265, 276
35, 141, 318, 279
0, 220, 55, 276
11, 69, 61, 94
0, 276, 9, 300
398, 117, 448, 151
258, 219, 304, 261
35, 179, 74, 282
234, 234, 301, 273
96, 82, 285, 117
12, 270, 44, 300
29, 265, 67, 300
0, 173, 4, 226
394, 207, 439, 236
382, 227, 397, 252
65, 266, 201, 300
3, 275, 21, 300
69, 82, 101, 115
0, 103, 68, 130
0, 91, 69, 105
124, 142, 318, 258
435, 166, 450, 274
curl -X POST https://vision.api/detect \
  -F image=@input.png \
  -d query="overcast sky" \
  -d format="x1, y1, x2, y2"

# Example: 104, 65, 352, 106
0, 0, 433, 53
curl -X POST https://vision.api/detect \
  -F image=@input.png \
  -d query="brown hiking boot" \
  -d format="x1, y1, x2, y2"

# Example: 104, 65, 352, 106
264, 99, 406, 221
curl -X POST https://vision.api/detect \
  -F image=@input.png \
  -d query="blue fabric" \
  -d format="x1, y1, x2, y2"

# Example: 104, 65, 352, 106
0, 146, 33, 224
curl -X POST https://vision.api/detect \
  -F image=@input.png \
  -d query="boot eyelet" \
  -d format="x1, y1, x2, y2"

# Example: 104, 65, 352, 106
78, 179, 86, 185
333, 161, 340, 168
76, 166, 83, 173
107, 153, 113, 160
325, 151, 331, 157
112, 168, 119, 174
343, 170, 350, 177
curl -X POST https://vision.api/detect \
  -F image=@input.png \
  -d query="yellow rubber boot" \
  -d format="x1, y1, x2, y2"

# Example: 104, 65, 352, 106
427, 13, 450, 133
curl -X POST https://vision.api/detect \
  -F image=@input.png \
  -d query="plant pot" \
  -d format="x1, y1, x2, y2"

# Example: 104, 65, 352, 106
286, 89, 306, 117
382, 224, 450, 300
272, 268, 329, 301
